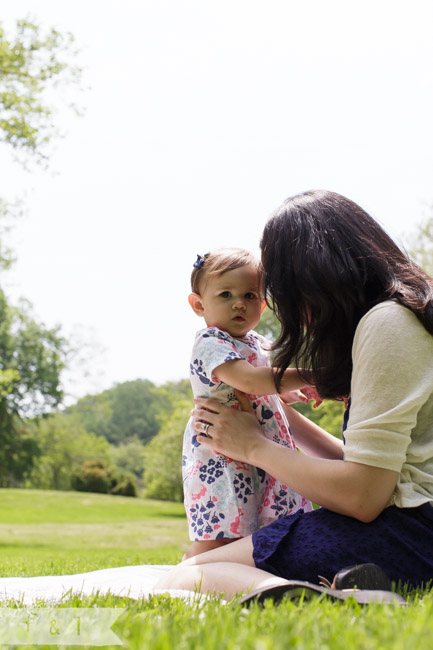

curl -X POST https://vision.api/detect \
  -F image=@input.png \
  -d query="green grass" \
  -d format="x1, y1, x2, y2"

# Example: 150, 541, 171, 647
0, 489, 188, 575
1, 488, 433, 650
0, 488, 185, 524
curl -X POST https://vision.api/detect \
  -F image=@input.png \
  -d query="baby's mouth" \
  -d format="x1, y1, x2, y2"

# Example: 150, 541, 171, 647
232, 314, 246, 322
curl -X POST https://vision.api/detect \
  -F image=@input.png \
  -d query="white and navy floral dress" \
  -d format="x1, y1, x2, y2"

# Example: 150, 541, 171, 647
183, 327, 312, 541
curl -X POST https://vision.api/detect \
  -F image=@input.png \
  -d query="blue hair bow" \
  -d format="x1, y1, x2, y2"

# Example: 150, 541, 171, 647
193, 253, 209, 269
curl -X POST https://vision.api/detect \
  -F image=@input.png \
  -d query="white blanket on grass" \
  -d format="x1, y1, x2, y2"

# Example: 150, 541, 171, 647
0, 565, 198, 605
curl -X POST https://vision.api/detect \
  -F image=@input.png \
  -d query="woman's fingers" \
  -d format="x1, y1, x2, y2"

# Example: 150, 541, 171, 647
194, 393, 255, 415
194, 419, 216, 435
193, 397, 222, 413
191, 397, 221, 432
196, 433, 214, 446
192, 407, 217, 422
191, 400, 223, 438
191, 399, 266, 463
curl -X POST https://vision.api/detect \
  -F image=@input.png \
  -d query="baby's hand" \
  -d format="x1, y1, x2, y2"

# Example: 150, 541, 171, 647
301, 386, 323, 408
279, 386, 323, 408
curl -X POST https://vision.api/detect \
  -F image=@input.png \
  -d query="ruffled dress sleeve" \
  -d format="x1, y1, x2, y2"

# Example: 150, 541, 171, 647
189, 327, 246, 395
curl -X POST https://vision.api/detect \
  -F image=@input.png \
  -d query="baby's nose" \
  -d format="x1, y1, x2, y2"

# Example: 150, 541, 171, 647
233, 297, 246, 309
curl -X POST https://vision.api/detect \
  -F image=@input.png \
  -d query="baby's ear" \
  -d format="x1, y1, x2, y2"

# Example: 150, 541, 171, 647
188, 293, 205, 316
260, 300, 267, 314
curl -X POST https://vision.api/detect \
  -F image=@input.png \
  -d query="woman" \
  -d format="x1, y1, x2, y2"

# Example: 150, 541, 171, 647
156, 190, 433, 599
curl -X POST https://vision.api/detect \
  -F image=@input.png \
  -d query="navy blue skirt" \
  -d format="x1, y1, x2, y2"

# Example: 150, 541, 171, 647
252, 503, 433, 589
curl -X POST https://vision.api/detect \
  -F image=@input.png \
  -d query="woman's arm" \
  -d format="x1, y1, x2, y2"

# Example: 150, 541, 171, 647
193, 397, 398, 523
214, 360, 311, 397
250, 437, 398, 522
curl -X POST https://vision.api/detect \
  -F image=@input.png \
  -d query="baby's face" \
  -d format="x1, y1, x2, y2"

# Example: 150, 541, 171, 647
197, 265, 264, 338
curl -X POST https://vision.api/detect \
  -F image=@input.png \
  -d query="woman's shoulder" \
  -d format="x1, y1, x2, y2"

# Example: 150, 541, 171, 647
362, 299, 413, 319
358, 300, 423, 330
354, 300, 433, 354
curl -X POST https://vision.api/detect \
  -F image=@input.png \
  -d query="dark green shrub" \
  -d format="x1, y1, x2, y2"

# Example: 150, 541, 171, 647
71, 461, 110, 494
111, 475, 137, 497
72, 461, 137, 496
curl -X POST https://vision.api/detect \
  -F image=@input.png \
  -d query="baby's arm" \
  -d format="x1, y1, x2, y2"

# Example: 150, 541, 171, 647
213, 359, 312, 397
281, 386, 323, 408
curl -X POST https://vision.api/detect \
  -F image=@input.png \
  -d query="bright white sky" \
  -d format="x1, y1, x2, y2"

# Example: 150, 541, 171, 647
1, 0, 433, 402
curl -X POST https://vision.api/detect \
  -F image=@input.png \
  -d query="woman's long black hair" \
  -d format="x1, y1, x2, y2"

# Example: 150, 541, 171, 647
261, 189, 433, 399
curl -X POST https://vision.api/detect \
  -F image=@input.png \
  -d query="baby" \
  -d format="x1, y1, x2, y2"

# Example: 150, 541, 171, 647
183, 248, 313, 558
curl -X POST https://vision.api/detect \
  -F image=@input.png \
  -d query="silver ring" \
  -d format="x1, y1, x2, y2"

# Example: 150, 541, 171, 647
202, 422, 211, 435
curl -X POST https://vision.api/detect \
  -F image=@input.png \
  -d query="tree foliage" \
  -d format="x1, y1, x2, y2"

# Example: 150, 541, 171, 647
72, 460, 137, 497
0, 293, 66, 419
0, 417, 39, 487
0, 198, 23, 271
143, 401, 190, 502
66, 378, 192, 445
0, 18, 82, 485
107, 380, 168, 444
0, 291, 67, 484
0, 18, 81, 165
26, 413, 111, 491
255, 306, 281, 342
293, 400, 345, 440
22, 377, 193, 494
109, 435, 147, 479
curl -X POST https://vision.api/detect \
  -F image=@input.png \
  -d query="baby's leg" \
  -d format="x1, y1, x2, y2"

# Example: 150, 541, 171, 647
182, 538, 239, 560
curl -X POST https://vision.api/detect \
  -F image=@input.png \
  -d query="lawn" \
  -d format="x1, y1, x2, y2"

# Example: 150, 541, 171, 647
0, 488, 433, 650
0, 488, 188, 576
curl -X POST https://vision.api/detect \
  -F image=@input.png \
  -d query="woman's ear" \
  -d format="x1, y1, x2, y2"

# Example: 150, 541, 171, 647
188, 293, 205, 316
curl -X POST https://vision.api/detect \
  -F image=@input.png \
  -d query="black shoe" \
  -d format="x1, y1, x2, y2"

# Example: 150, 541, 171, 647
238, 564, 403, 606
330, 564, 392, 591
237, 580, 405, 606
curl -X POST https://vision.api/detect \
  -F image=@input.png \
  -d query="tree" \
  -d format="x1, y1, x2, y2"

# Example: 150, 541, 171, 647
143, 401, 190, 502
26, 413, 111, 491
0, 18, 81, 484
0, 18, 81, 166
64, 391, 113, 439
109, 435, 147, 479
0, 292, 67, 483
0, 198, 22, 271
107, 380, 168, 444
0, 296, 67, 417
66, 378, 193, 445
0, 417, 39, 487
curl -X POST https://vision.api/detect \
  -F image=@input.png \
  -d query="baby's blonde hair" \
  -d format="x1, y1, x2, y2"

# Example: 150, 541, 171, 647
191, 248, 263, 295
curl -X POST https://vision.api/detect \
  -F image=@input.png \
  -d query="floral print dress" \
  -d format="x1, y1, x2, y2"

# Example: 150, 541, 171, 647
183, 327, 312, 541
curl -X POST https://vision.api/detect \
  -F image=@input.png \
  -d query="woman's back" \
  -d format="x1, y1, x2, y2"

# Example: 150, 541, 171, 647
344, 300, 433, 507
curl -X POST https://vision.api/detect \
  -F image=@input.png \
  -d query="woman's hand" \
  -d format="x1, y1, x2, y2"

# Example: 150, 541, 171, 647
192, 392, 266, 464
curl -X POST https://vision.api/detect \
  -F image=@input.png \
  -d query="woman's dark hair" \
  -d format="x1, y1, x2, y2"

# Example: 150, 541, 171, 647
261, 189, 433, 399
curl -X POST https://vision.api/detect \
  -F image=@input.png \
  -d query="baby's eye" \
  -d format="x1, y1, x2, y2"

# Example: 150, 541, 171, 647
219, 291, 231, 298
245, 292, 258, 300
